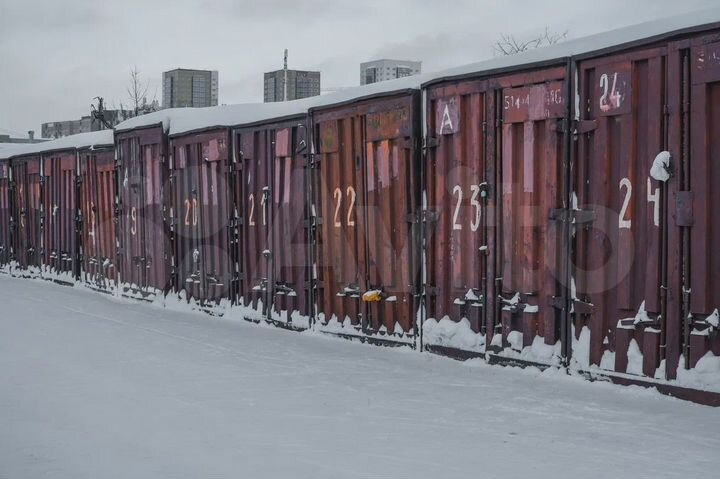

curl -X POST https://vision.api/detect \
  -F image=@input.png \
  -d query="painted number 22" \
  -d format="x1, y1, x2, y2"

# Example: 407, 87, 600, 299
333, 186, 356, 228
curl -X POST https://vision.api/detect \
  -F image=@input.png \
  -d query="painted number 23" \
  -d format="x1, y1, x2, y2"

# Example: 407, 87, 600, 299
452, 185, 482, 232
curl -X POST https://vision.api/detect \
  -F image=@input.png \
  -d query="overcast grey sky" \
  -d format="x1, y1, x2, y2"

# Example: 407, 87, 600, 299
0, 0, 716, 136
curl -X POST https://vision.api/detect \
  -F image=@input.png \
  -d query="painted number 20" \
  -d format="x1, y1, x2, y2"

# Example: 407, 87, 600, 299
184, 198, 198, 226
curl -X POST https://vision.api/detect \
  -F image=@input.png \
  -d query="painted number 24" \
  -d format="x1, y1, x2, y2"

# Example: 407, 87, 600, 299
618, 177, 660, 229
599, 72, 622, 112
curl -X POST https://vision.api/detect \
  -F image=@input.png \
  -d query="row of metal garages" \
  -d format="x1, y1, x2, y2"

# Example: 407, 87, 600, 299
1, 10, 719, 403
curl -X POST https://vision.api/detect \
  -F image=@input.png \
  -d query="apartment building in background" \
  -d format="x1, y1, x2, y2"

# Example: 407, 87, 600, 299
360, 59, 422, 85
264, 69, 321, 102
162, 69, 219, 108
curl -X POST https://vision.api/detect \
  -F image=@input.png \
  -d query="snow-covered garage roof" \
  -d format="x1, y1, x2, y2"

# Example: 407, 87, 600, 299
115, 72, 426, 137
0, 130, 114, 160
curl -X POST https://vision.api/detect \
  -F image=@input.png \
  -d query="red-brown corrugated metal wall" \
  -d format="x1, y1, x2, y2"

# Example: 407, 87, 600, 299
235, 127, 273, 316
269, 121, 311, 325
79, 149, 117, 290
11, 156, 43, 272
0, 160, 10, 268
424, 80, 491, 340
42, 152, 78, 280
311, 94, 421, 341
575, 46, 669, 376
116, 127, 171, 297
681, 34, 720, 371
170, 130, 232, 305
232, 119, 312, 326
491, 68, 568, 356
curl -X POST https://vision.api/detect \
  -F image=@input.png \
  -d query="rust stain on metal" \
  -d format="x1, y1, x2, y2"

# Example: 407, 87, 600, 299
366, 108, 408, 142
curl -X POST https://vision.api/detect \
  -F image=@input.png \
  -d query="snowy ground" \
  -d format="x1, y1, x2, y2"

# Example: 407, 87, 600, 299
1, 275, 719, 479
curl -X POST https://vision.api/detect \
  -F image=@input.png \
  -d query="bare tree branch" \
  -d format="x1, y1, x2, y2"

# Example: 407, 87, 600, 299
127, 66, 150, 115
494, 27, 568, 56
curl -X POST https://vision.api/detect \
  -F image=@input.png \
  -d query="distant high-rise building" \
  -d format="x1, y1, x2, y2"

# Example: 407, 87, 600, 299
264, 70, 321, 103
162, 69, 219, 108
360, 59, 422, 85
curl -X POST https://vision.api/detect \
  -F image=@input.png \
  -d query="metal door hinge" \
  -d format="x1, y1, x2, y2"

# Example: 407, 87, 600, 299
575, 119, 597, 134
551, 295, 594, 315
424, 136, 439, 149
548, 208, 596, 225
409, 209, 438, 224
402, 137, 415, 149
304, 217, 322, 228
552, 118, 569, 133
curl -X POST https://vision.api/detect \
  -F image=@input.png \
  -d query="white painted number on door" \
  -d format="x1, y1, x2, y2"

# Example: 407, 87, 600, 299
346, 186, 356, 227
130, 206, 137, 236
332, 186, 357, 228
470, 185, 481, 232
260, 193, 267, 226
599, 72, 622, 112
452, 185, 463, 230
333, 187, 342, 228
248, 193, 255, 226
647, 177, 660, 227
451, 184, 482, 232
184, 198, 198, 226
618, 178, 632, 229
